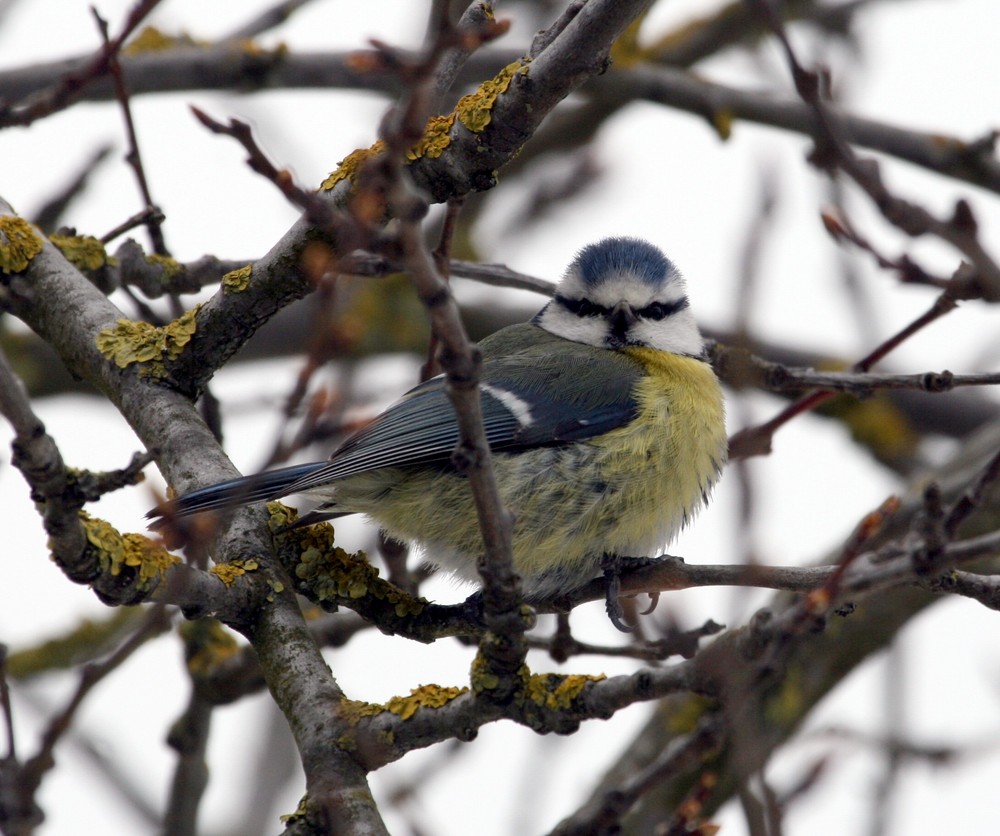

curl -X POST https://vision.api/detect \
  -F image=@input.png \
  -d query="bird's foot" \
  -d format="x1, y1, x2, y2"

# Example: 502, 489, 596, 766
601, 553, 680, 632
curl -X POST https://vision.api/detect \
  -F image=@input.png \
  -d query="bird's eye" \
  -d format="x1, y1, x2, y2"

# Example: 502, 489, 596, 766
556, 294, 608, 318
639, 297, 689, 320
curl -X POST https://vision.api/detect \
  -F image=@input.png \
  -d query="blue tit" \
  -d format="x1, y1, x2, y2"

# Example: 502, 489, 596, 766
150, 237, 727, 619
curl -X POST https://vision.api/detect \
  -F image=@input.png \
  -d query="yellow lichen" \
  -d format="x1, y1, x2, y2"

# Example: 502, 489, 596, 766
266, 578, 285, 602
80, 514, 180, 588
49, 233, 116, 272
267, 501, 302, 532
320, 140, 387, 191
179, 619, 239, 676
455, 59, 529, 132
0, 216, 43, 273
338, 686, 467, 725
279, 795, 310, 825
319, 60, 525, 190
765, 667, 804, 726
123, 26, 204, 55
96, 305, 200, 374
711, 108, 733, 141
386, 685, 468, 720
5, 609, 142, 678
222, 264, 252, 294
210, 558, 259, 587
522, 672, 606, 711
273, 503, 427, 617
338, 698, 391, 725
609, 15, 647, 68
406, 114, 457, 161
145, 253, 183, 281
469, 652, 502, 695
666, 693, 715, 734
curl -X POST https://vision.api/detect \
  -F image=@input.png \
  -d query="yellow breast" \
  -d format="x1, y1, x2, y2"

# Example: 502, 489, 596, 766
499, 347, 726, 593
588, 347, 727, 549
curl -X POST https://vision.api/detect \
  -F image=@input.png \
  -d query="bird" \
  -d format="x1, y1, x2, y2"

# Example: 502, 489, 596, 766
150, 237, 727, 628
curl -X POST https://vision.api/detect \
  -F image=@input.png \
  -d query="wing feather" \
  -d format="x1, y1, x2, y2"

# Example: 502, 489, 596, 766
282, 324, 642, 495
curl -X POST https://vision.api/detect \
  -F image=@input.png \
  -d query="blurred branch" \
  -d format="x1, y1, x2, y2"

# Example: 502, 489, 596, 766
0, 46, 519, 107
551, 722, 721, 836
4, 606, 171, 832
598, 65, 1000, 195
163, 689, 212, 835
0, 341, 91, 582
751, 0, 1000, 299
0, 0, 164, 128
5, 609, 146, 678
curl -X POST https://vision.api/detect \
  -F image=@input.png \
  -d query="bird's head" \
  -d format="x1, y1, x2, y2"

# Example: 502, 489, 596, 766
534, 237, 704, 355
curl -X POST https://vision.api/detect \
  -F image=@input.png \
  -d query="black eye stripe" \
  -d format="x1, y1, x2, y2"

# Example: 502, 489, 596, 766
555, 293, 610, 317
639, 297, 689, 320
555, 293, 689, 320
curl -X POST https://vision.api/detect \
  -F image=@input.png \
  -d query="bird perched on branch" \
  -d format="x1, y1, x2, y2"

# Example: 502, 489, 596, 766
150, 237, 727, 629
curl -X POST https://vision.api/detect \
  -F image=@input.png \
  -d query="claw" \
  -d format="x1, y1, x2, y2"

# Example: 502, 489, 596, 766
601, 553, 633, 633
639, 590, 660, 616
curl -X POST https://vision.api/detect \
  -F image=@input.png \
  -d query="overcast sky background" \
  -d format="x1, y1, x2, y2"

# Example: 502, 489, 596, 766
2, 1, 1000, 833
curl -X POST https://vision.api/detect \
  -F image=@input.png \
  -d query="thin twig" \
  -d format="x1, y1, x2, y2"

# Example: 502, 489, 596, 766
189, 106, 339, 232
747, 0, 1000, 301
100, 206, 166, 245
371, 7, 527, 680
91, 7, 169, 256
0, 0, 164, 127
944, 447, 1000, 537
728, 291, 960, 460
738, 358, 1000, 395
421, 196, 466, 380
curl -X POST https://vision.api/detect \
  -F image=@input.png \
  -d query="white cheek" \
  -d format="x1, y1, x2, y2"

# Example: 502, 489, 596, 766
536, 310, 609, 345
633, 316, 704, 355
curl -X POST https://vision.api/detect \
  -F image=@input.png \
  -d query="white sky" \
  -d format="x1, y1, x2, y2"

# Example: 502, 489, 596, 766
2, 1, 1000, 834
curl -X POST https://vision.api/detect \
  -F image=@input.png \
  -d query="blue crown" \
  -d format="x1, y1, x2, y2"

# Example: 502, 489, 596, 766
572, 237, 675, 289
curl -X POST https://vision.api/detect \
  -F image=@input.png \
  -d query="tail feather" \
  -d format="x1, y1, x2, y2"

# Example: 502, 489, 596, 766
147, 462, 329, 527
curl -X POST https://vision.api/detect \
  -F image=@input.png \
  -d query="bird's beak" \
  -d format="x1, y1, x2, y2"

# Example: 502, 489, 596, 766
610, 302, 637, 334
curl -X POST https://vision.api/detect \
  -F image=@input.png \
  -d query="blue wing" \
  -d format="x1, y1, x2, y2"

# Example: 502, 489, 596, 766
281, 324, 642, 494
151, 324, 642, 520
